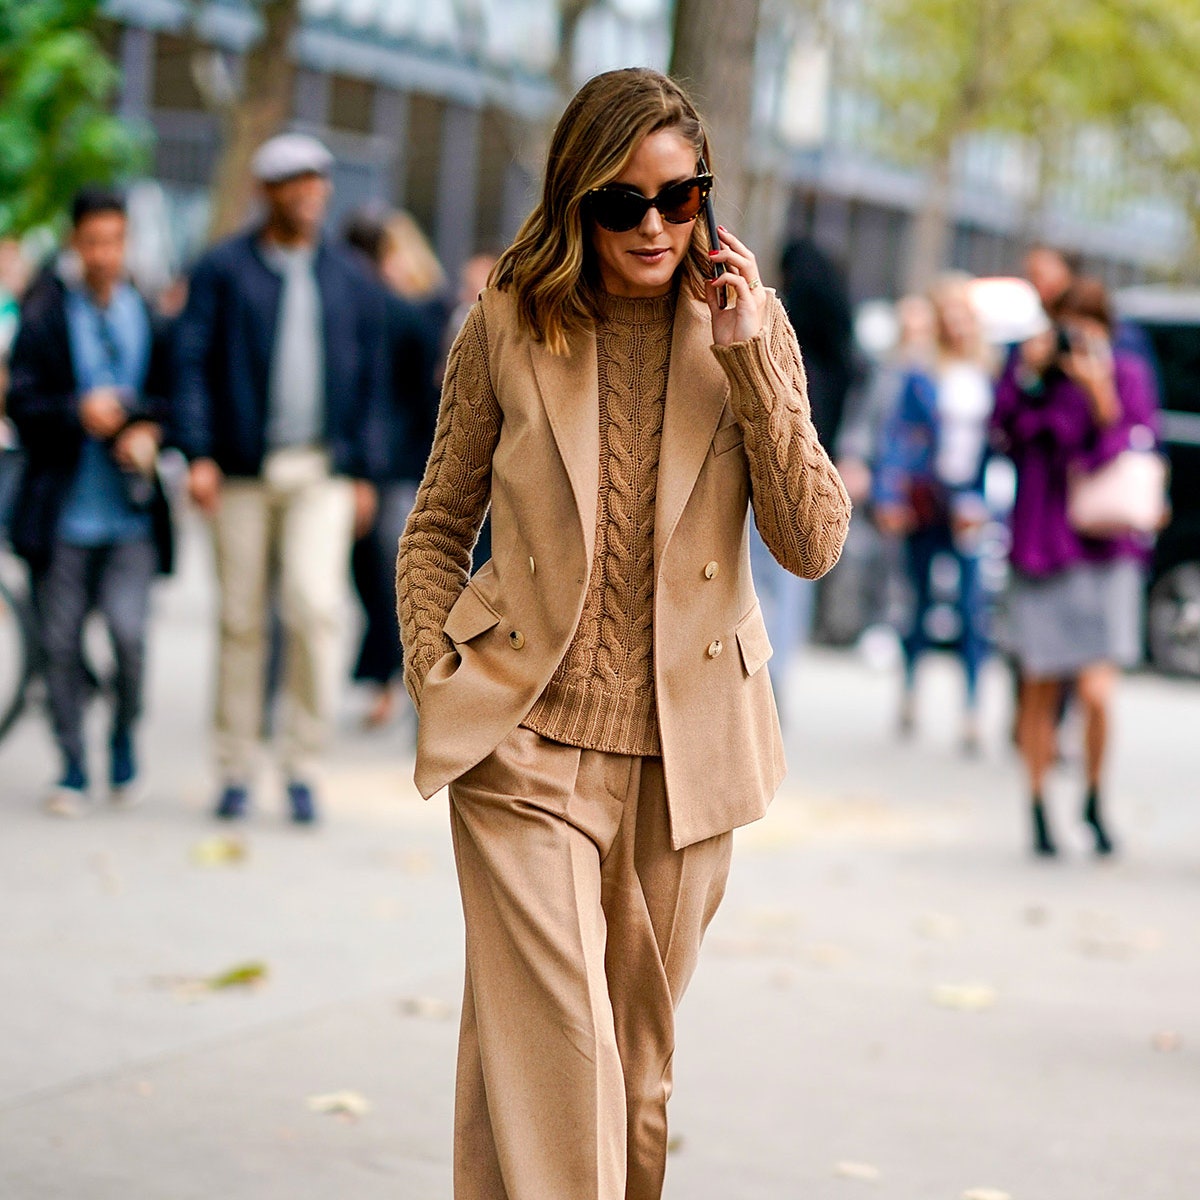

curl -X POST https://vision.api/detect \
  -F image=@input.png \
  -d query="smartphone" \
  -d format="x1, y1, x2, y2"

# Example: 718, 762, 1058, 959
698, 157, 727, 309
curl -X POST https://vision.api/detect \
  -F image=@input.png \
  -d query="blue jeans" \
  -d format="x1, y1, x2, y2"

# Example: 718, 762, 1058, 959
749, 525, 816, 699
901, 523, 988, 708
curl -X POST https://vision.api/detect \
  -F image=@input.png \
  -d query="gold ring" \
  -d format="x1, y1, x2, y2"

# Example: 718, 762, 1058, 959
748, 278, 761, 289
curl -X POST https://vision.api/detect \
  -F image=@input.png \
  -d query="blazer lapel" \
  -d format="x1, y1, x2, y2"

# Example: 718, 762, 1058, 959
530, 326, 600, 562
655, 291, 728, 568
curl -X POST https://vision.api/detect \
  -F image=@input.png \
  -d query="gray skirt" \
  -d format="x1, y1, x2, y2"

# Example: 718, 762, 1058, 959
1008, 559, 1145, 678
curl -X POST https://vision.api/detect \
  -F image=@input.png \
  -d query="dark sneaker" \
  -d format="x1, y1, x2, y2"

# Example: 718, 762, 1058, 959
44, 758, 90, 818
109, 730, 143, 809
287, 781, 318, 825
214, 785, 249, 821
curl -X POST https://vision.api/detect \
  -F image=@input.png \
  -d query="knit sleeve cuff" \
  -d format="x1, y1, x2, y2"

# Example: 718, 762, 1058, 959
710, 321, 804, 420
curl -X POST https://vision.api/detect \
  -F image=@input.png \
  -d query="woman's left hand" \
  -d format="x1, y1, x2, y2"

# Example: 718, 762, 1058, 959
706, 226, 769, 346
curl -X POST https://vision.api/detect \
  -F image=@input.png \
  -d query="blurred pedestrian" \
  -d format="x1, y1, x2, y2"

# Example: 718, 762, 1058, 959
874, 275, 994, 753
173, 133, 388, 824
342, 207, 448, 730
991, 277, 1160, 857
6, 187, 174, 815
396, 67, 850, 1199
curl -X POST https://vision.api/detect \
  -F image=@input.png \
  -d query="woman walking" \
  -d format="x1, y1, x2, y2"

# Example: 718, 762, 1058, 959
991, 277, 1160, 857
873, 276, 994, 752
344, 208, 452, 729
396, 68, 850, 1200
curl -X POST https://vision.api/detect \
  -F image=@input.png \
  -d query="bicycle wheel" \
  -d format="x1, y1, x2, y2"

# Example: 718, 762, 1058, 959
0, 575, 33, 743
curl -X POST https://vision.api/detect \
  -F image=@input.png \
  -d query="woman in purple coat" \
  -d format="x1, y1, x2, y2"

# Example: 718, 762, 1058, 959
991, 278, 1159, 857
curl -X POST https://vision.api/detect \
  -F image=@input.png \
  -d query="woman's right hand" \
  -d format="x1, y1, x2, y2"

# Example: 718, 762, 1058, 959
875, 503, 914, 538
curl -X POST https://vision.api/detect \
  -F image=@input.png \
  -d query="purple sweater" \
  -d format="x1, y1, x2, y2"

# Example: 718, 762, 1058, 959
990, 352, 1160, 578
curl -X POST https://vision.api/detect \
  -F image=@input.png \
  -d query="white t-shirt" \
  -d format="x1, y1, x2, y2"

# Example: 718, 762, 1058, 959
935, 361, 991, 487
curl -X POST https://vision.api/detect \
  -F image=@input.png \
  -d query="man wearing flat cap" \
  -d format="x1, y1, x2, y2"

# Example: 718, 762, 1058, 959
174, 133, 388, 824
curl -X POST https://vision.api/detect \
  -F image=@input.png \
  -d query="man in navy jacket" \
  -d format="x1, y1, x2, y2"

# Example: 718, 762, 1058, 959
173, 133, 388, 824
8, 188, 175, 815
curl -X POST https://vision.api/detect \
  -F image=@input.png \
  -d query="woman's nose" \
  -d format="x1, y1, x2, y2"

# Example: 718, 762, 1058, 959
638, 205, 664, 236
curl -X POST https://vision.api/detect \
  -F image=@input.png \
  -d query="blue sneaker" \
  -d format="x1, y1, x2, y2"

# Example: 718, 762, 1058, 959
44, 757, 90, 818
214, 784, 249, 821
109, 730, 143, 809
287, 781, 318, 825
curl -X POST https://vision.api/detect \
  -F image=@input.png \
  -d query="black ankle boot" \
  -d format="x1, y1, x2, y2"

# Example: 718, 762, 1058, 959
1031, 799, 1057, 857
1083, 788, 1115, 856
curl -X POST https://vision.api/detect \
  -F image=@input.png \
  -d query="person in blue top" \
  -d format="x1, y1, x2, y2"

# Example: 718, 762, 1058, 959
8, 187, 174, 816
873, 275, 995, 753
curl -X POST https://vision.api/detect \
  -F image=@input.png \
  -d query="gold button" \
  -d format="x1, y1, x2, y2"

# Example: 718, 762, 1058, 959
509, 630, 525, 650
704, 561, 719, 580
706, 639, 723, 659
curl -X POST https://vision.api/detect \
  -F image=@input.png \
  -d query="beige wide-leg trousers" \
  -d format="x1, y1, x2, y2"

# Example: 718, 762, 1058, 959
449, 725, 733, 1200
211, 448, 355, 784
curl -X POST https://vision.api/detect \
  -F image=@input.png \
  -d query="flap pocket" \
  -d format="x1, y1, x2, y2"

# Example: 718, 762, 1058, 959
442, 584, 501, 645
735, 603, 773, 677
712, 422, 745, 456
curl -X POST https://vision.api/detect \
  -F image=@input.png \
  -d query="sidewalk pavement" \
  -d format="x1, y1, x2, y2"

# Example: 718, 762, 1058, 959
1, 518, 1199, 1198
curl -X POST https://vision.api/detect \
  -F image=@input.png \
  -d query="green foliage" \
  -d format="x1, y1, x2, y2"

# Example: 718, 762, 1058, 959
852, 0, 1200, 167
0, 0, 150, 236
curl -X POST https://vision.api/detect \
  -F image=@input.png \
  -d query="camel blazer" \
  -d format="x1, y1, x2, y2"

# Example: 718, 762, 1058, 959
397, 284, 851, 848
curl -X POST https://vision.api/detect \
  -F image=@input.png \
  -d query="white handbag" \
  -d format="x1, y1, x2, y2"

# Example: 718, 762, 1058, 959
1067, 443, 1168, 538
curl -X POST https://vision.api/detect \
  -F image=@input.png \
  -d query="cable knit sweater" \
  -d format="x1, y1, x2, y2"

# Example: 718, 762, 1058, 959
520, 290, 673, 754
396, 286, 852, 732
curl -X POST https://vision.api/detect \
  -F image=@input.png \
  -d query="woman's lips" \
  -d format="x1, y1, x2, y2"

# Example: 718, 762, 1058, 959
630, 248, 670, 263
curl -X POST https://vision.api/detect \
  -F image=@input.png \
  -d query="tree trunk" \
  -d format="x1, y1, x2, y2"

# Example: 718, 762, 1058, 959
903, 146, 954, 294
670, 0, 762, 241
206, 0, 301, 243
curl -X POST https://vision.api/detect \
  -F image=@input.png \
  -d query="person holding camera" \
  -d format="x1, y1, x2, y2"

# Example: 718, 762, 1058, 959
396, 68, 850, 1200
7, 187, 174, 816
991, 277, 1160, 857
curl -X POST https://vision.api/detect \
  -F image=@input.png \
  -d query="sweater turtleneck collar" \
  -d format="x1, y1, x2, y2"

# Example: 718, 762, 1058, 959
598, 286, 677, 327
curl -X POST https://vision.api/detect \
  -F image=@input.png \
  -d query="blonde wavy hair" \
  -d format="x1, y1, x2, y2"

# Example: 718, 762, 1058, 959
491, 67, 715, 354
383, 210, 446, 300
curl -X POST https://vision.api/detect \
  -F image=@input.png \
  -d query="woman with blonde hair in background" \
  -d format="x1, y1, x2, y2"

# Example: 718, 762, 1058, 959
396, 67, 850, 1200
344, 208, 452, 729
873, 274, 995, 753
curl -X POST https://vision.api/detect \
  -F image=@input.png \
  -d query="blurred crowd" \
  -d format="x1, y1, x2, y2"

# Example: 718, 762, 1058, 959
0, 133, 1166, 858
782, 241, 1164, 859
0, 133, 493, 824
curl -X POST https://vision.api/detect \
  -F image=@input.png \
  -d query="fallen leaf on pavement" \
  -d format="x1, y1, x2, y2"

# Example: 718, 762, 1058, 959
190, 836, 248, 867
932, 983, 998, 1011
914, 912, 963, 941
208, 961, 269, 990
835, 1160, 882, 1181
804, 942, 850, 967
307, 1090, 372, 1119
399, 996, 454, 1020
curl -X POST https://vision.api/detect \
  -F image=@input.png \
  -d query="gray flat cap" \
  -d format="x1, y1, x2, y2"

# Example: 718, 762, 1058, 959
252, 133, 334, 184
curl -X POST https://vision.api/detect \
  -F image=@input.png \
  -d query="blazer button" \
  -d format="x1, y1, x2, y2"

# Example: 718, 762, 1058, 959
704, 560, 719, 580
509, 630, 526, 650
706, 639, 723, 659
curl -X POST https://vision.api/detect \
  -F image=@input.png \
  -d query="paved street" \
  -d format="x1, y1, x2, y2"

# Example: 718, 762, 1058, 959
2, 519, 1199, 1199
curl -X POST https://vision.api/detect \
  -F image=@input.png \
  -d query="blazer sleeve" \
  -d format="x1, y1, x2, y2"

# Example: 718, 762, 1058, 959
395, 301, 501, 709
171, 255, 220, 461
711, 297, 852, 579
6, 302, 82, 448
